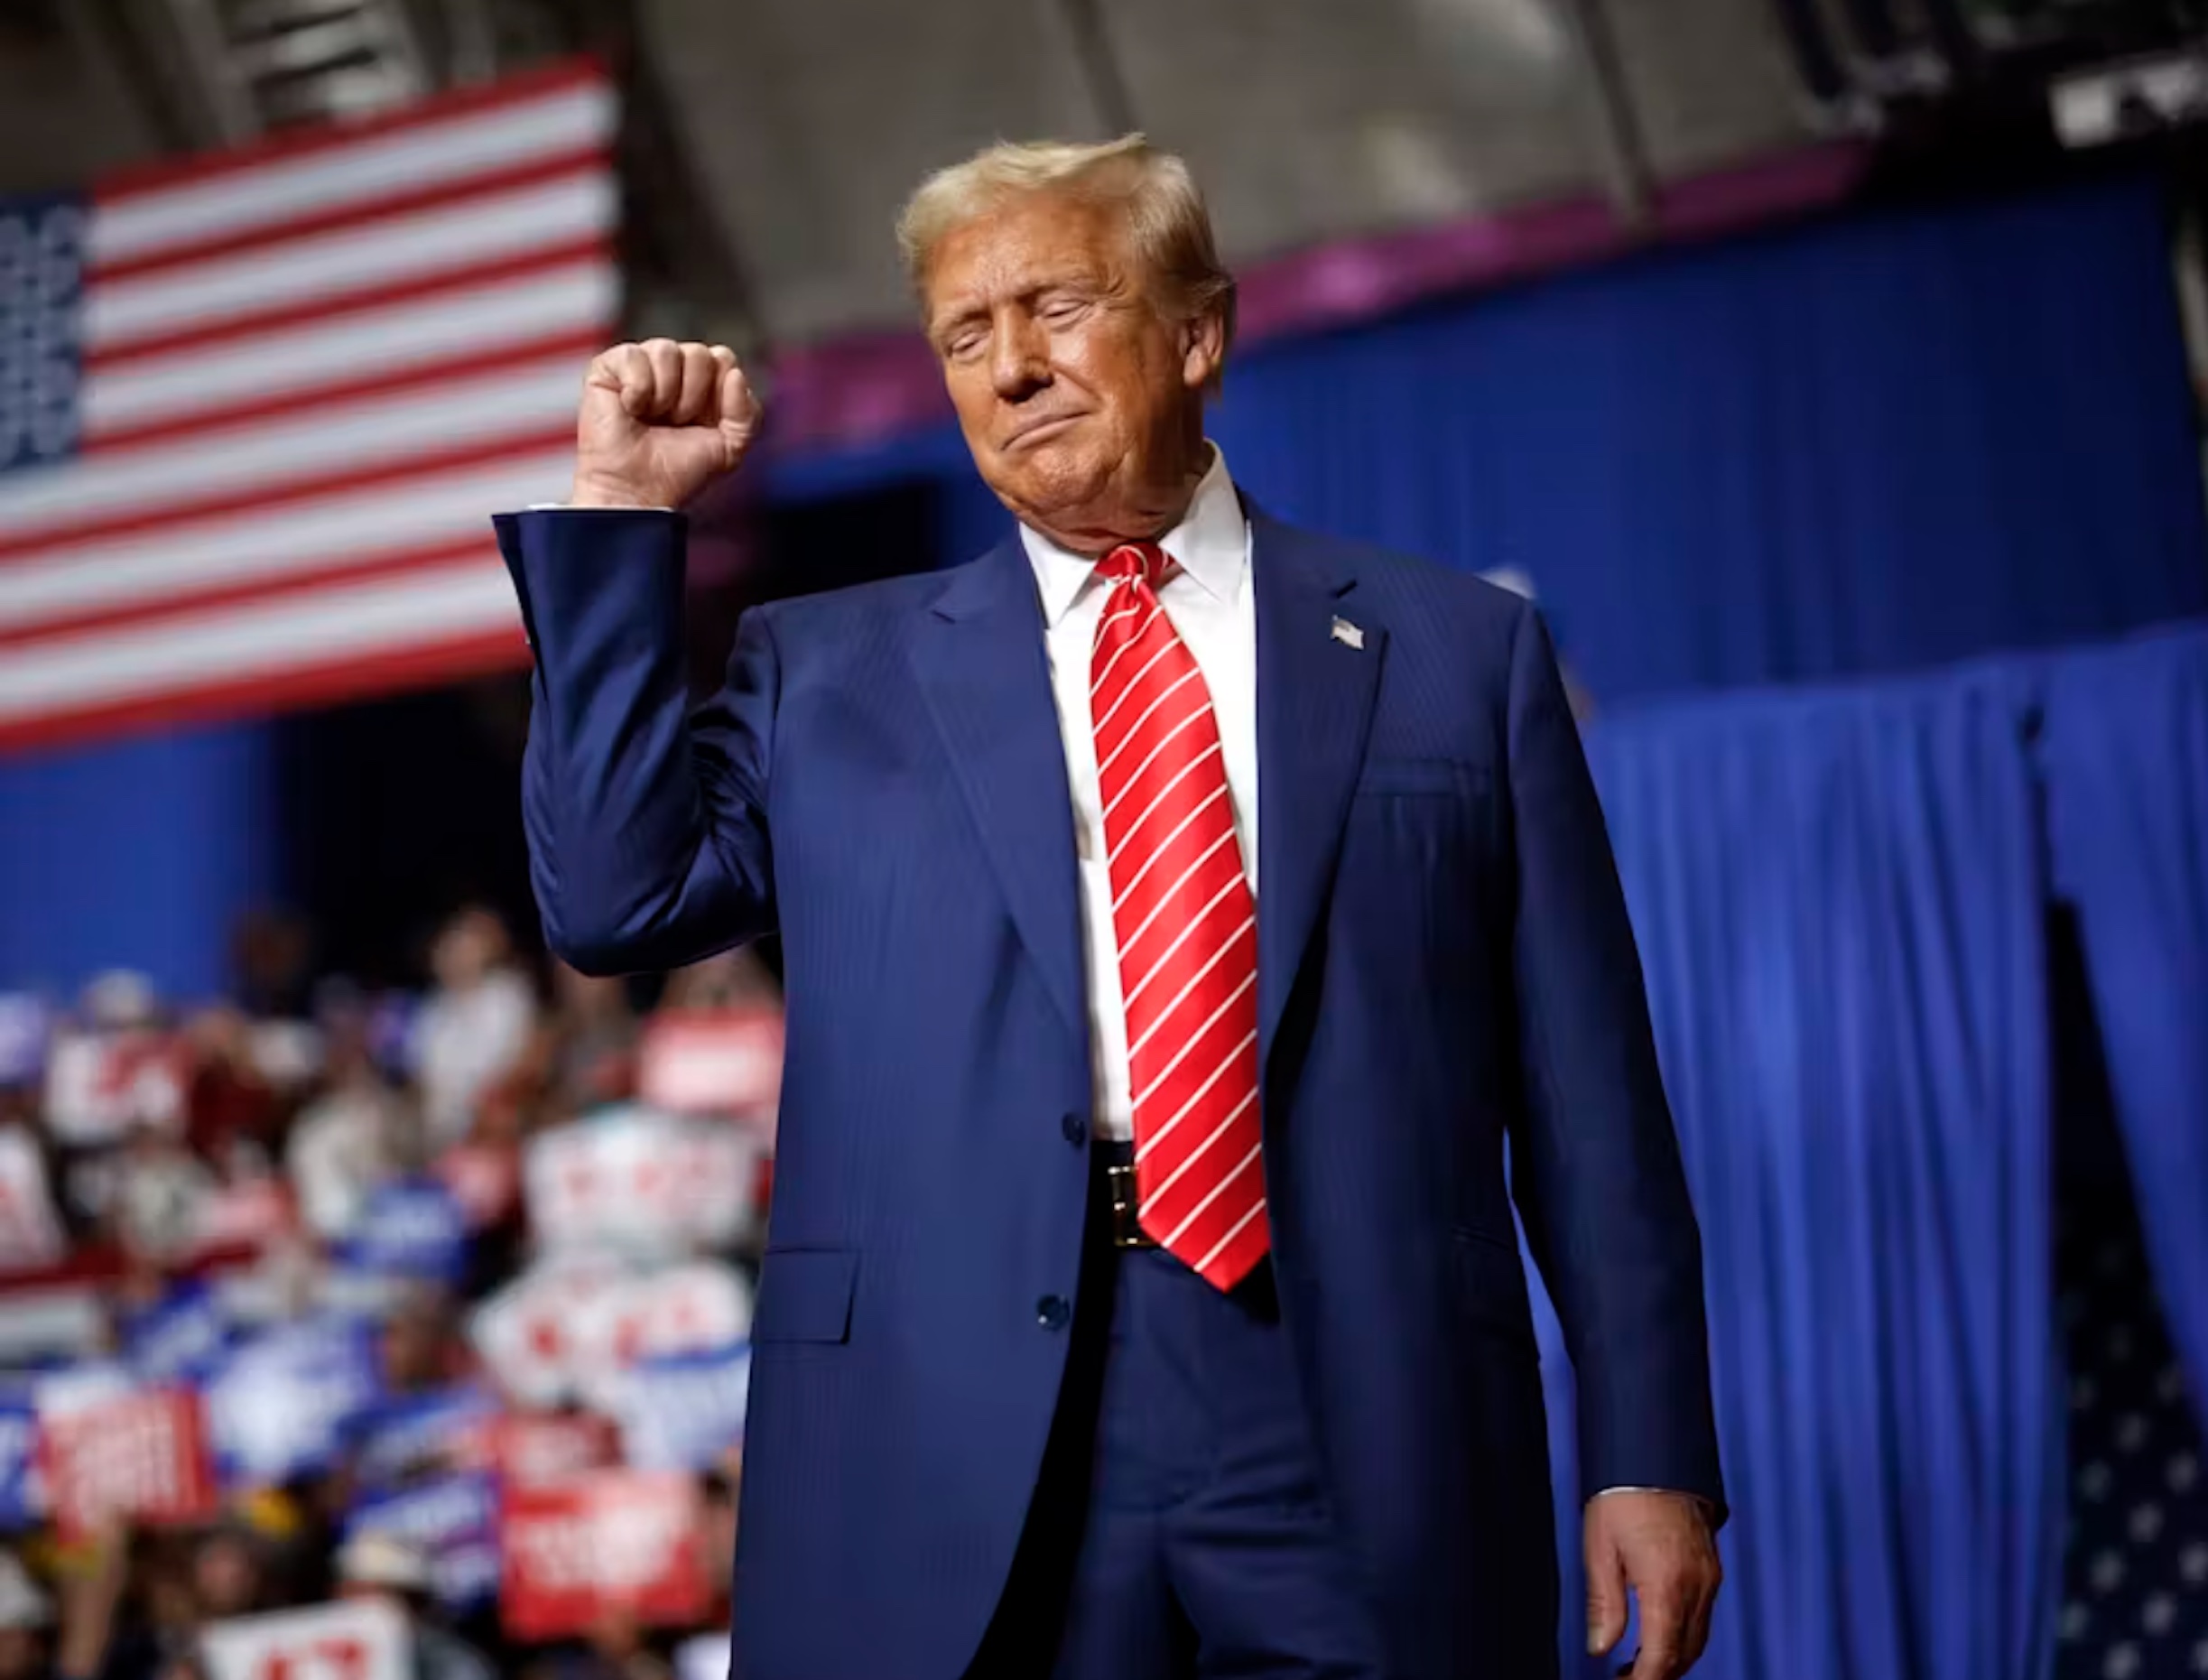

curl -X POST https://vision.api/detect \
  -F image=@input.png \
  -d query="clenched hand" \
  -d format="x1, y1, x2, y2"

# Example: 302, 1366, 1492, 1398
1585, 1490, 1722, 1678
570, 338, 764, 511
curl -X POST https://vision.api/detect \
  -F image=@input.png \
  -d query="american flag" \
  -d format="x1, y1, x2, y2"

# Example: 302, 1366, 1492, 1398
2058, 1170, 2208, 1680
0, 60, 616, 755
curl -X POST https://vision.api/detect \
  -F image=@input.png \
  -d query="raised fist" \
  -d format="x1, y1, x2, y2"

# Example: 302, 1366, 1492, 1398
570, 339, 762, 510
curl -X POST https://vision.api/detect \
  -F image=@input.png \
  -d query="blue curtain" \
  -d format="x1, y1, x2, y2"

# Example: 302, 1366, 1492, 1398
2041, 626, 2208, 1413
1548, 669, 2063, 1680
1204, 174, 2204, 703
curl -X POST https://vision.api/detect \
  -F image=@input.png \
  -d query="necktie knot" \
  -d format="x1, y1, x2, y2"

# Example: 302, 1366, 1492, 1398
1098, 542, 1171, 590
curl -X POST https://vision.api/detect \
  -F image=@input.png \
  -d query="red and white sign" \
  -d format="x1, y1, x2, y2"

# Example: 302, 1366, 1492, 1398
524, 1109, 762, 1258
487, 1410, 620, 1491
471, 1258, 753, 1411
188, 1176, 299, 1264
0, 1131, 65, 1270
201, 1597, 411, 1680
43, 1030, 186, 1146
636, 1008, 782, 1123
501, 1471, 709, 1640
38, 1388, 216, 1540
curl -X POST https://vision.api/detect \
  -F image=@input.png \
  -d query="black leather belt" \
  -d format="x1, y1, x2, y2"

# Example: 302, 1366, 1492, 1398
1094, 1140, 1159, 1249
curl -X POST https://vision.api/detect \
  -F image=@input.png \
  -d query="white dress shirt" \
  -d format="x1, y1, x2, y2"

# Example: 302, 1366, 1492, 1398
1019, 447, 1256, 1143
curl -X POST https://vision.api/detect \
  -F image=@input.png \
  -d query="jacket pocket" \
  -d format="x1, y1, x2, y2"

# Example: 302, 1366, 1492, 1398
1448, 1225, 1537, 1356
754, 1247, 858, 1345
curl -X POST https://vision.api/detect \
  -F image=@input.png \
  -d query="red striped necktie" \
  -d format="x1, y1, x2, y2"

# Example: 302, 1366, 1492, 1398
1090, 541, 1268, 1291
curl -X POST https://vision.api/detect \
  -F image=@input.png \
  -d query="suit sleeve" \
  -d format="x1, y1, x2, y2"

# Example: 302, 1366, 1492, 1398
495, 508, 778, 975
1500, 599, 1726, 1520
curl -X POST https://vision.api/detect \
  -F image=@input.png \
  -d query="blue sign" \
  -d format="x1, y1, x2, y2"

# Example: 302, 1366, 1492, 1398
203, 1315, 384, 1487
121, 1281, 233, 1385
618, 1342, 751, 1472
346, 1382, 496, 1492
0, 194, 85, 475
0, 1386, 41, 1530
0, 996, 48, 1085
346, 1470, 499, 1610
340, 1175, 470, 1287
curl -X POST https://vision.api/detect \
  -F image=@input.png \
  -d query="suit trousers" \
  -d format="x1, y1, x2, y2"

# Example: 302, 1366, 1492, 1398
967, 1163, 1387, 1680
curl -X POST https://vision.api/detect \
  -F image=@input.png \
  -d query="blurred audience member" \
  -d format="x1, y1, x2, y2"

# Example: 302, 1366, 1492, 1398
0, 1554, 48, 1680
528, 1608, 673, 1680
412, 910, 536, 1149
187, 1522, 267, 1624
547, 966, 638, 1113
334, 1533, 493, 1680
229, 912, 315, 1023
179, 1010, 277, 1180
287, 1007, 402, 1240
658, 951, 777, 1014
109, 1125, 216, 1266
377, 1285, 465, 1396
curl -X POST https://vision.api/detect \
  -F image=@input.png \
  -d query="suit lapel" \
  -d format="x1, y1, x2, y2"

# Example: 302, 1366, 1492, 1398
909, 540, 1090, 1050
1251, 512, 1385, 1072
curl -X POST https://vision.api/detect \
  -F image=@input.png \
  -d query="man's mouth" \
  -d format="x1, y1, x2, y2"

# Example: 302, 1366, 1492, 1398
1005, 413, 1081, 450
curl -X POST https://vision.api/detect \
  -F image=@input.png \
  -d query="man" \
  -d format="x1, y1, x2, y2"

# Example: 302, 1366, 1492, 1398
496, 136, 1723, 1680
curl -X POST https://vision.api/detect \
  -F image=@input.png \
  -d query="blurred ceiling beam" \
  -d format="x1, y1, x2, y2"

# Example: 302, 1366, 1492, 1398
1566, 0, 1658, 221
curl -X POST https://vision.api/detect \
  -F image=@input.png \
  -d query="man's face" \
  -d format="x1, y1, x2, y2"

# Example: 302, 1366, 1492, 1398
923, 191, 1218, 544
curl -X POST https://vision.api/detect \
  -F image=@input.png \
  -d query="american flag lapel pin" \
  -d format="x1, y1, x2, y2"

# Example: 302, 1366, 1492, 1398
1330, 615, 1365, 651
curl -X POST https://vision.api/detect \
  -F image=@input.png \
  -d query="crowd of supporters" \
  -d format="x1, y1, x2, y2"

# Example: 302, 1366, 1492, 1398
0, 907, 781, 1680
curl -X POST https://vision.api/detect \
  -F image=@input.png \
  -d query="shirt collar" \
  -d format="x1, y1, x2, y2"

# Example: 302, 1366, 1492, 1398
1021, 446, 1248, 628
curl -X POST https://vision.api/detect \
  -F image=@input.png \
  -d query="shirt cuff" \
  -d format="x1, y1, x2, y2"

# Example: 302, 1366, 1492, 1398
522, 503, 676, 512
1589, 1486, 1719, 1519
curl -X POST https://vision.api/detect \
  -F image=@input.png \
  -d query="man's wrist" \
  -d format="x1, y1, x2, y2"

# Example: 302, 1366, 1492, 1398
567, 475, 667, 511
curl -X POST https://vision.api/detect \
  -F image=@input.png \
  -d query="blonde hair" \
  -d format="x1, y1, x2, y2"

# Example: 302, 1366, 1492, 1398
896, 135, 1238, 372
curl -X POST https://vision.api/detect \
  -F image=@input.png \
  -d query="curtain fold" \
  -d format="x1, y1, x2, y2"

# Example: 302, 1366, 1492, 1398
1551, 670, 2062, 1680
2041, 626, 2208, 1414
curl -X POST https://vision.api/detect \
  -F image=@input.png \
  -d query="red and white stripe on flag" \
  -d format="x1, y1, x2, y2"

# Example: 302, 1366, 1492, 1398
0, 59, 616, 752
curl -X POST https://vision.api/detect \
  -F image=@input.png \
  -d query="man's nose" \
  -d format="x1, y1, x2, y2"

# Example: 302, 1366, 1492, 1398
989, 318, 1050, 401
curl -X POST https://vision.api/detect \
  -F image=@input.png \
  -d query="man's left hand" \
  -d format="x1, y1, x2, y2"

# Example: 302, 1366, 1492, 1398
1584, 1490, 1722, 1678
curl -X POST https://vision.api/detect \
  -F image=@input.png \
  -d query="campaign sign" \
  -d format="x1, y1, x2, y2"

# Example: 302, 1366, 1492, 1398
39, 1388, 216, 1539
346, 1385, 498, 1493
635, 1008, 782, 1121
204, 1316, 383, 1487
487, 1411, 619, 1492
201, 1597, 412, 1680
346, 1471, 500, 1612
187, 1176, 299, 1267
471, 1259, 753, 1412
616, 1344, 750, 1473
339, 1177, 469, 1287
500, 1471, 708, 1641
0, 1386, 42, 1529
524, 1109, 759, 1260
122, 1280, 234, 1385
43, 1029, 184, 1146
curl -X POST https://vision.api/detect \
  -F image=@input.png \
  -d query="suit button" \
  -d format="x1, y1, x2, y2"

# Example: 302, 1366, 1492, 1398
1061, 1112, 1087, 1147
1036, 1295, 1071, 1332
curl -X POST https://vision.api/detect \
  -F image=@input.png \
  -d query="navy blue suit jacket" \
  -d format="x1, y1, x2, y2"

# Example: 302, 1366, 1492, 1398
495, 505, 1723, 1680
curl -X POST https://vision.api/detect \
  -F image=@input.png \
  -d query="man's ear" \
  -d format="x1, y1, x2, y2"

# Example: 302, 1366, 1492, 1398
1180, 308, 1227, 393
